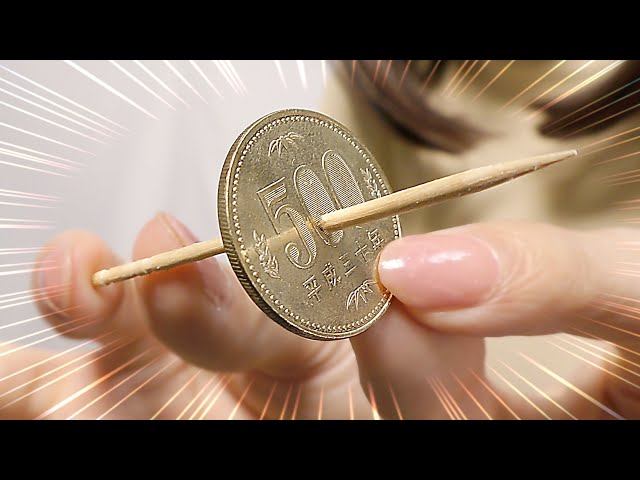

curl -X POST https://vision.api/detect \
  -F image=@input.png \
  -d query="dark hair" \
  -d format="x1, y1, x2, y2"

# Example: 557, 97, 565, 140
342, 60, 640, 153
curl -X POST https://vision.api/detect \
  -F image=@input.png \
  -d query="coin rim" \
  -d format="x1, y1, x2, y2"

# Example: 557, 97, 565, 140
218, 108, 401, 340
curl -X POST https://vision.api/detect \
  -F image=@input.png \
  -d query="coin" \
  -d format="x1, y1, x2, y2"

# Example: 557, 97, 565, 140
219, 109, 401, 340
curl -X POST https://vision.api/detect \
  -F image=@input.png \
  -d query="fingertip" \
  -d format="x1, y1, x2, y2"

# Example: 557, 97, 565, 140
33, 230, 124, 338
377, 232, 500, 312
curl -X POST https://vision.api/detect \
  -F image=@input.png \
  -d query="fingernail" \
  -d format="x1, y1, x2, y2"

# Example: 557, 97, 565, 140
377, 232, 500, 311
36, 246, 72, 318
157, 212, 231, 307
158, 212, 198, 247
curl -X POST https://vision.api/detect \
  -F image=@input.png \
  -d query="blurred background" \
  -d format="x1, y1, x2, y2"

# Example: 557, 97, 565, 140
0, 60, 330, 346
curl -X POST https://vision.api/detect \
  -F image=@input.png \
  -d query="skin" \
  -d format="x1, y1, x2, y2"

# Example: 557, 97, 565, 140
1, 212, 638, 419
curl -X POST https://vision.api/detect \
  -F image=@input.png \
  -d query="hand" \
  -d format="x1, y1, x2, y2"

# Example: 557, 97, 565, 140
353, 221, 640, 419
1, 213, 372, 419
2, 216, 637, 419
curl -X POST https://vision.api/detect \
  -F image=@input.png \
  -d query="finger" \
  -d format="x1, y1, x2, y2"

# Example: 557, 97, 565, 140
350, 303, 499, 419
135, 213, 341, 378
376, 222, 639, 337
32, 230, 142, 341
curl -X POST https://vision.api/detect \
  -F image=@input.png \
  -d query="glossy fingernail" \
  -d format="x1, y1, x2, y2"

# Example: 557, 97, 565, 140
157, 212, 231, 307
158, 211, 198, 247
36, 246, 72, 318
377, 232, 500, 311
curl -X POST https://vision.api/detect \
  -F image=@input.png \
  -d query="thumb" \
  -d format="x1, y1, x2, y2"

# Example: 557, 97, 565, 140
376, 222, 635, 337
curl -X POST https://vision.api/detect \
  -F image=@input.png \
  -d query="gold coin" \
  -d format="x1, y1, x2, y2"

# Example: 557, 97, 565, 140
219, 109, 401, 340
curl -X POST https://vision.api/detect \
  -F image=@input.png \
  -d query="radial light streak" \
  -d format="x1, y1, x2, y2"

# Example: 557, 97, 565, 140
0, 246, 52, 256
65, 61, 158, 120
110, 60, 176, 110
0, 121, 93, 155
0, 200, 55, 209
556, 336, 640, 379
595, 298, 640, 318
347, 383, 354, 420
97, 357, 178, 420
0, 316, 98, 357
451, 372, 492, 420
442, 60, 469, 96
259, 382, 277, 420
447, 60, 478, 97
600, 167, 640, 182
68, 353, 162, 420
290, 384, 302, 420
296, 60, 308, 90
0, 283, 62, 300
580, 125, 640, 151
570, 326, 640, 359
455, 60, 491, 98
547, 77, 640, 134
398, 60, 412, 88
274, 61, 287, 89
150, 369, 202, 420
565, 99, 640, 138
350, 60, 357, 87
222, 61, 247, 95
227, 377, 255, 420
0, 98, 106, 144
0, 331, 113, 385
189, 375, 225, 420
470, 60, 515, 104
278, 383, 293, 420
0, 340, 112, 401
0, 188, 60, 202
0, 64, 127, 130
0, 152, 72, 177
0, 75, 120, 137
381, 60, 393, 88
134, 61, 189, 107
163, 61, 207, 104
0, 84, 116, 140
548, 339, 640, 394
428, 378, 457, 420
469, 369, 520, 419
559, 329, 640, 377
498, 360, 576, 419
520, 352, 624, 420
500, 60, 567, 110
321, 60, 327, 87
433, 378, 461, 420
0, 287, 68, 313
212, 61, 240, 96
317, 386, 324, 420
0, 264, 58, 276
188, 61, 223, 99
420, 60, 442, 93
0, 313, 92, 347
434, 378, 466, 420
372, 60, 383, 86
0, 339, 129, 413
514, 60, 594, 114
199, 374, 232, 419
487, 366, 551, 419
526, 61, 625, 121
0, 146, 78, 171
175, 376, 216, 420
36, 347, 152, 419
387, 381, 404, 420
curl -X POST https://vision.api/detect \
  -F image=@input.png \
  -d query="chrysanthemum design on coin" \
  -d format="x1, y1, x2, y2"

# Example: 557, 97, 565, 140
219, 109, 401, 340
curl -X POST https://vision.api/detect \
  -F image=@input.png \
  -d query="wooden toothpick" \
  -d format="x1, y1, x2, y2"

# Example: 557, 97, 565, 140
92, 149, 577, 287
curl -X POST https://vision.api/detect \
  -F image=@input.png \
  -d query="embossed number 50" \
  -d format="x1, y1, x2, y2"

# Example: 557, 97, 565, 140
256, 150, 365, 270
